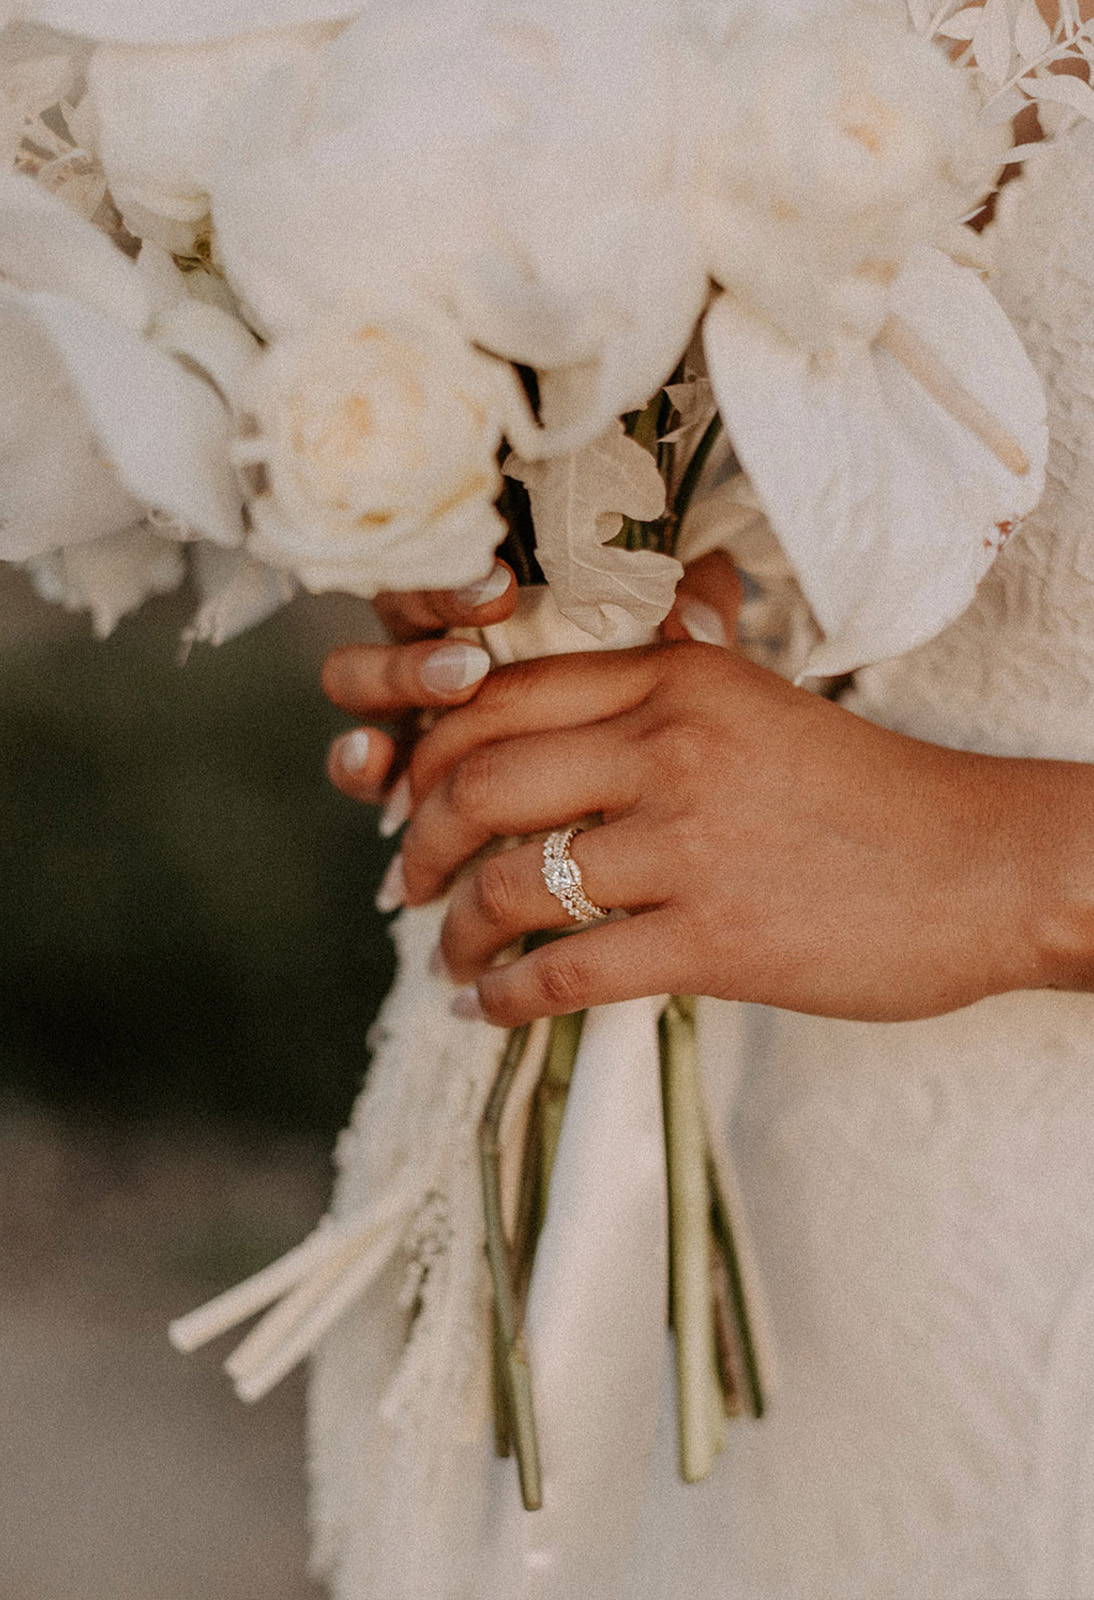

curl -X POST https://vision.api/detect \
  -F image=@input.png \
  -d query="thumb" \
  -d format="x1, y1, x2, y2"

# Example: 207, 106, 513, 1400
661, 550, 743, 649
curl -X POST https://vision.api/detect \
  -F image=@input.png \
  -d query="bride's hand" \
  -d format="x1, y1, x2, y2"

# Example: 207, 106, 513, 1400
321, 560, 518, 819
383, 579, 1081, 1026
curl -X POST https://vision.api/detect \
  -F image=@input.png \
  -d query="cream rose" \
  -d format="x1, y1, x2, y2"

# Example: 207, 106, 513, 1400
234, 304, 535, 596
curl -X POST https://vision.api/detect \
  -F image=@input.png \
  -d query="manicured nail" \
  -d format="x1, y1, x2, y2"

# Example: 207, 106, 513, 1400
450, 986, 486, 1020
338, 728, 370, 773
428, 944, 452, 981
420, 642, 492, 694
679, 598, 727, 647
375, 854, 404, 913
378, 774, 411, 838
454, 561, 510, 609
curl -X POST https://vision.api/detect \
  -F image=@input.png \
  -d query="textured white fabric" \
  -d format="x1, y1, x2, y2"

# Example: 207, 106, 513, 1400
623, 123, 1094, 1600
310, 125, 1094, 1599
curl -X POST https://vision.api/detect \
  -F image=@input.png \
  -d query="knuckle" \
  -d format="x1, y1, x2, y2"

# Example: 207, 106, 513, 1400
532, 946, 590, 1014
321, 646, 360, 705
471, 854, 519, 930
447, 745, 499, 820
642, 716, 709, 784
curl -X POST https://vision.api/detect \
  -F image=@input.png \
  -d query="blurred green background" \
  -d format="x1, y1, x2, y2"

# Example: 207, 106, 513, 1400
0, 572, 394, 1134
0, 571, 397, 1600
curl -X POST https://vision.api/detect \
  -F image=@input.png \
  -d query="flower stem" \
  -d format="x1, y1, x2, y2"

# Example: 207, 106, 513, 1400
534, 1010, 585, 1229
660, 997, 726, 1482
671, 411, 723, 535
479, 1023, 543, 1509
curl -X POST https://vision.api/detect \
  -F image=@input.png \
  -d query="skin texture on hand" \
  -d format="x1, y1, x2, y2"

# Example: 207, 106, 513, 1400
324, 555, 1094, 1028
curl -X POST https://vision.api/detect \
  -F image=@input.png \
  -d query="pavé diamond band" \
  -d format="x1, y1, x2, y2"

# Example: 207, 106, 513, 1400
541, 826, 610, 925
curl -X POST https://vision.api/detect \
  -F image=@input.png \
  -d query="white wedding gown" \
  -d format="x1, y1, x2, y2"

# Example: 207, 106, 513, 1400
308, 127, 1094, 1599
626, 126, 1094, 1600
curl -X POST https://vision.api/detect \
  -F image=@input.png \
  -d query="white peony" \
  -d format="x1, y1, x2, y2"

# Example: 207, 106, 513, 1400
84, 21, 344, 252
687, 4, 1008, 350
691, 4, 1048, 675
210, 0, 708, 451
0, 174, 248, 628
232, 302, 538, 596
10, 0, 362, 44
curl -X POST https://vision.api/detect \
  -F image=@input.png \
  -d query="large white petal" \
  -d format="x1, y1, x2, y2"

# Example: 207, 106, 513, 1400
24, 289, 244, 546
0, 292, 139, 558
24, 0, 362, 45
703, 247, 1047, 676
87, 24, 336, 230
27, 522, 184, 635
0, 171, 148, 326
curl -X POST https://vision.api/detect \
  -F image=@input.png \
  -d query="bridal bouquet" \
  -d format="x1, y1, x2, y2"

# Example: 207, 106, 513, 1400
1, 0, 1072, 1593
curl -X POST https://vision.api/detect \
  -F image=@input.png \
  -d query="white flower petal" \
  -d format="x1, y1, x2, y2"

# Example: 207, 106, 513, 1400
185, 544, 296, 646
24, 0, 362, 45
24, 288, 244, 546
153, 294, 260, 408
0, 291, 139, 558
703, 247, 1047, 676
86, 24, 337, 234
0, 171, 148, 326
27, 523, 184, 636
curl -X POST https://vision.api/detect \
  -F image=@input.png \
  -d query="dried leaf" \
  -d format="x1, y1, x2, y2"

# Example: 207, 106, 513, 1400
973, 0, 1014, 85
1024, 70, 1094, 119
505, 421, 680, 643
936, 6, 984, 41
1013, 0, 1052, 62
661, 378, 715, 443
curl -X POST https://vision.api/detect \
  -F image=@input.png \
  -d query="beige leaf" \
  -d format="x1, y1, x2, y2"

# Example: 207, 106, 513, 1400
506, 421, 680, 643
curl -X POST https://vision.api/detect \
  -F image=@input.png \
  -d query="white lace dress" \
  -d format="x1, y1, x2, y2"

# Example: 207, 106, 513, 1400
305, 127, 1094, 1600
625, 124, 1094, 1600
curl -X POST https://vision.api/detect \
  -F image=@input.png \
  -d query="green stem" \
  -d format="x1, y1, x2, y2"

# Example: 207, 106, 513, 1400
707, 1141, 766, 1420
671, 411, 723, 532
479, 1024, 543, 1509
660, 997, 725, 1482
535, 1010, 585, 1229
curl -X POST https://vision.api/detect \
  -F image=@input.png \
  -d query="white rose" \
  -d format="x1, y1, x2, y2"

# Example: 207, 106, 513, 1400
688, 4, 1008, 350
211, 0, 708, 452
234, 303, 535, 596
0, 174, 247, 627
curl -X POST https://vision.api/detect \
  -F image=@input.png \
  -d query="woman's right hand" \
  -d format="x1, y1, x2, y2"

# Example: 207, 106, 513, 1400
321, 559, 518, 825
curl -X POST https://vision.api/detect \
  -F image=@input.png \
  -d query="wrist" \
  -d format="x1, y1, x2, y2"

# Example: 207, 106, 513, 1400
992, 758, 1094, 994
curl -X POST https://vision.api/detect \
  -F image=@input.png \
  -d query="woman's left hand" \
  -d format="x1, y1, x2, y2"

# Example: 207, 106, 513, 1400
383, 607, 1062, 1028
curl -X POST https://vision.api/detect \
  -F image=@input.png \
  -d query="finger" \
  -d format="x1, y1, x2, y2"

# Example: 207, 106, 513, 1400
372, 560, 516, 641
454, 908, 691, 1026
322, 637, 493, 717
661, 550, 742, 647
402, 722, 641, 904
408, 648, 660, 806
325, 724, 399, 803
438, 822, 664, 983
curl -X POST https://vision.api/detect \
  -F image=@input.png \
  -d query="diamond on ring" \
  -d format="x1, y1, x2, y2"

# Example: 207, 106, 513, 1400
541, 826, 610, 924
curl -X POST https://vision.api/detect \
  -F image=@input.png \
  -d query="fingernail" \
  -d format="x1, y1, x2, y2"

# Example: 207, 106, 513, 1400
679, 598, 727, 647
375, 854, 405, 913
454, 561, 510, 609
338, 729, 371, 773
420, 642, 491, 694
378, 774, 411, 838
429, 944, 452, 981
451, 986, 486, 1021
